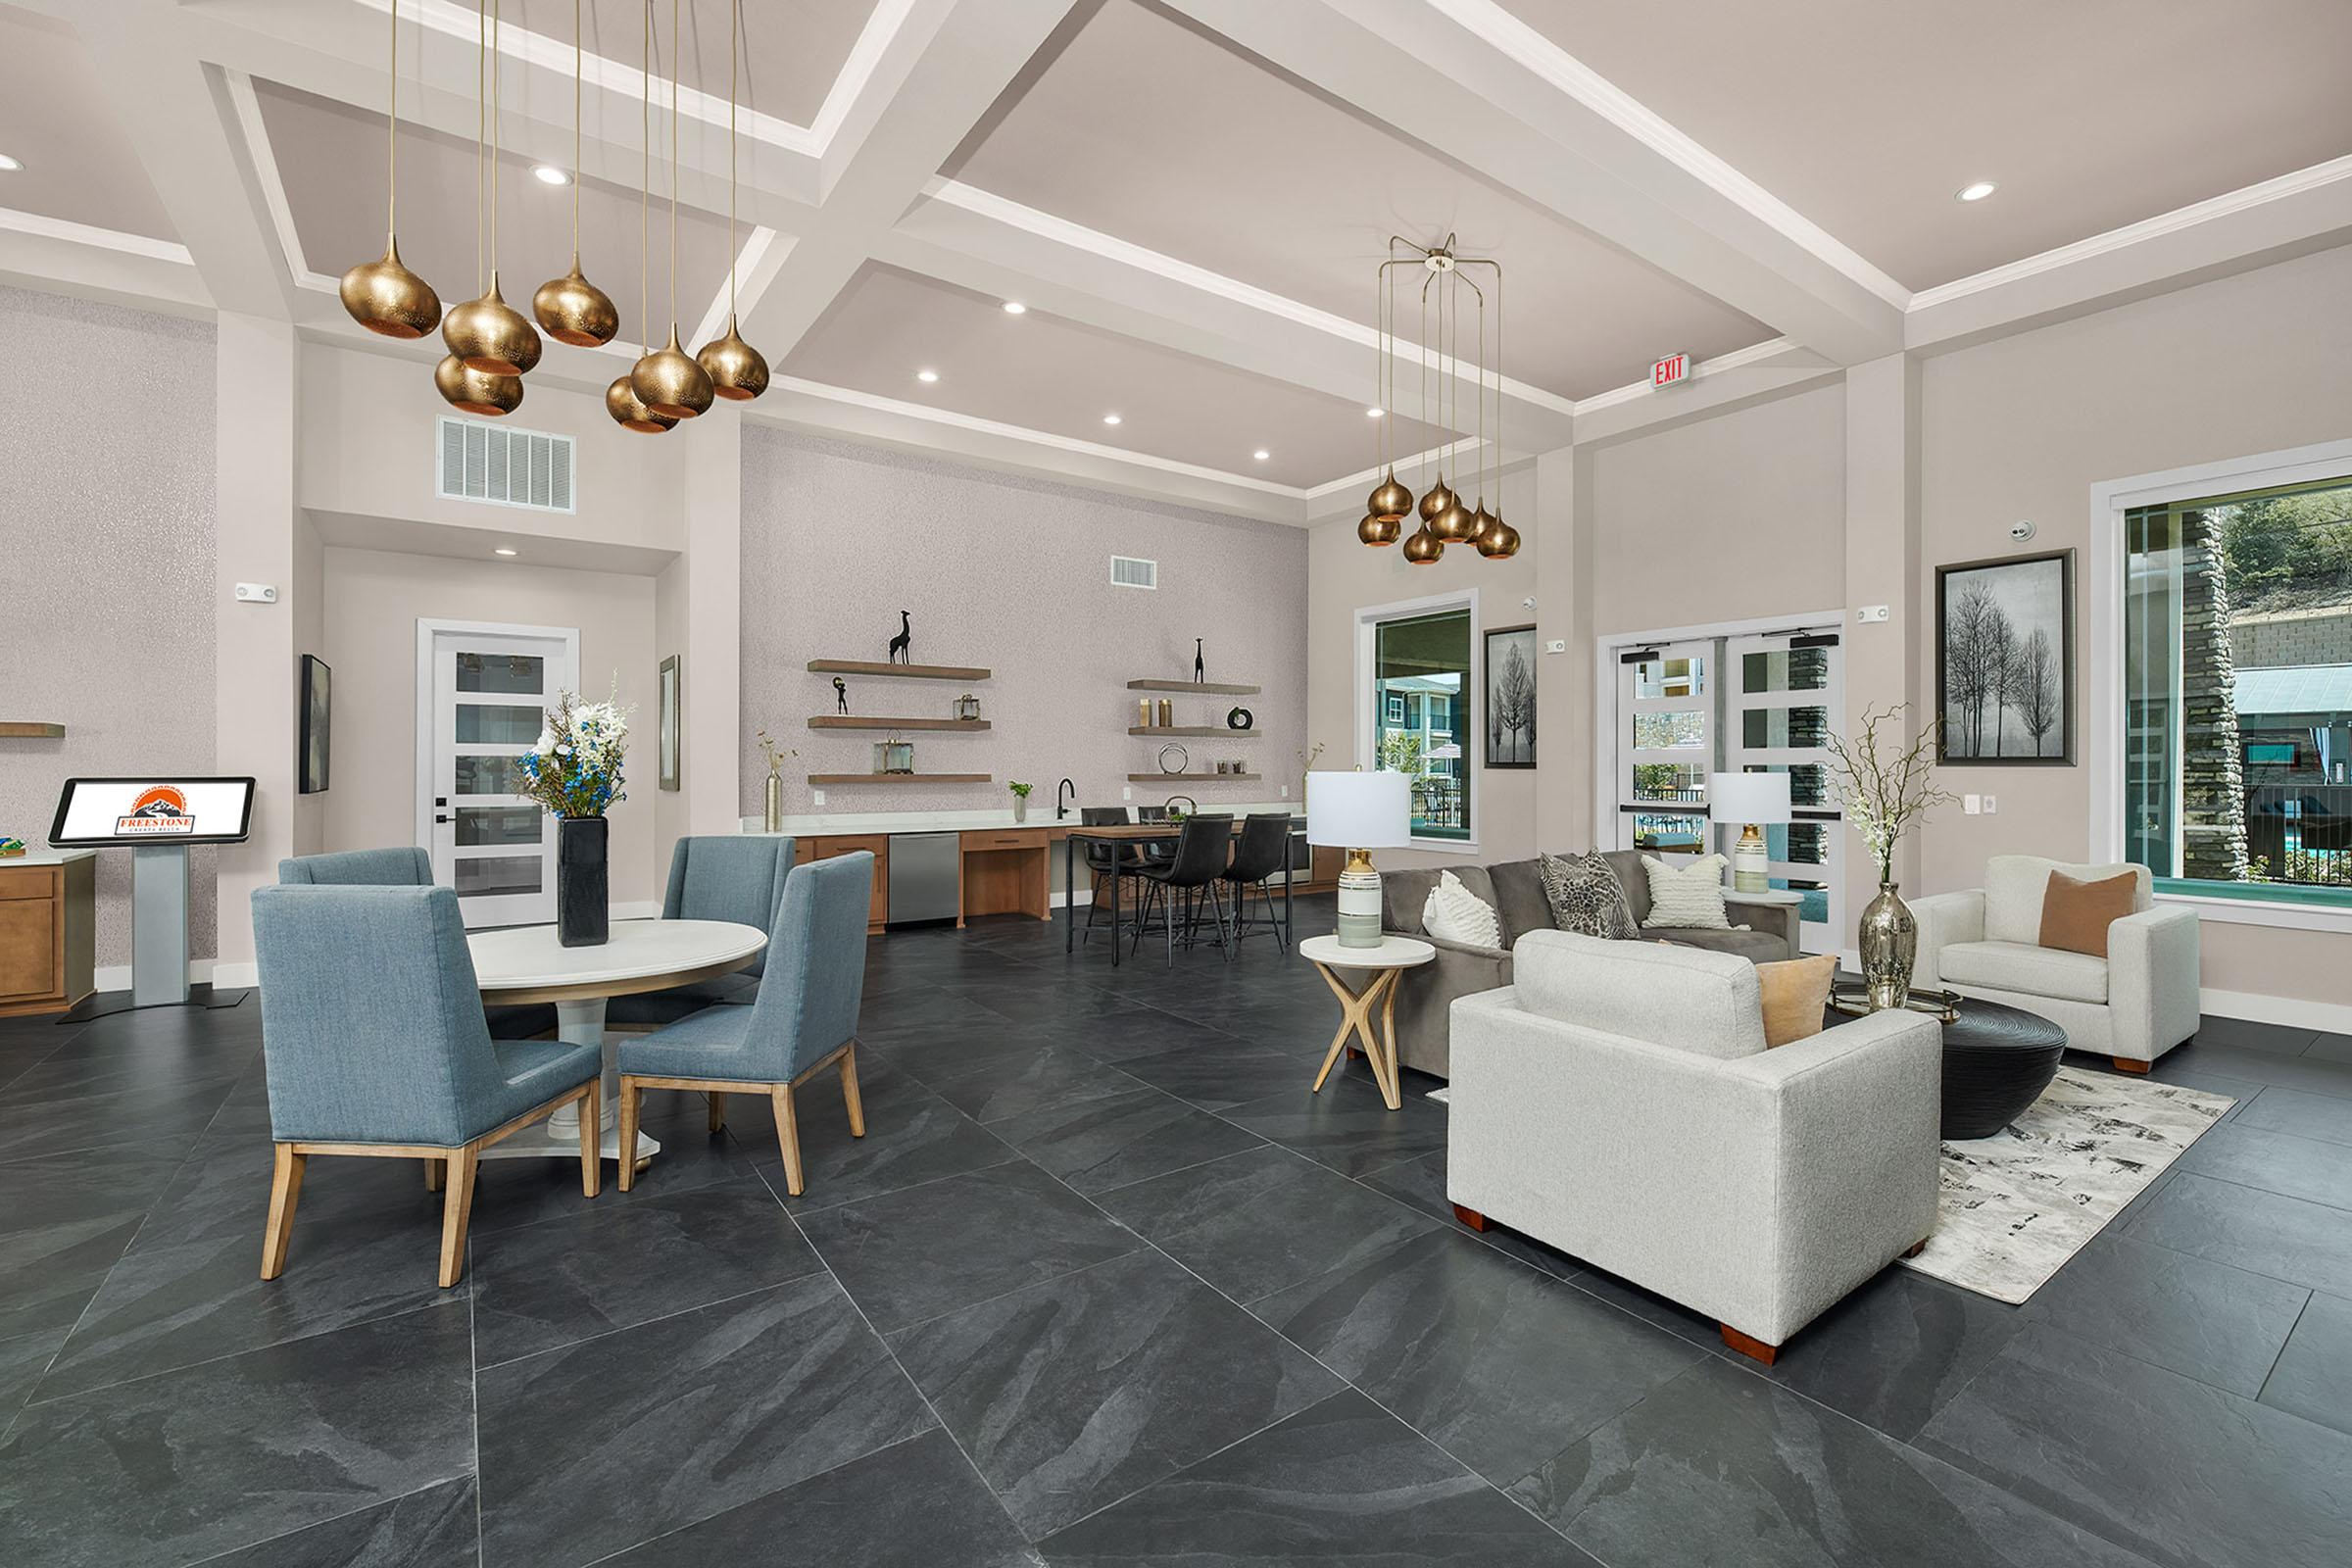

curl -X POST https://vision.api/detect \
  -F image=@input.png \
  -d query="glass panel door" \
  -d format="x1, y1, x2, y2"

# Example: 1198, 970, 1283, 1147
426, 628, 574, 928
1618, 642, 1713, 856
1728, 630, 1844, 951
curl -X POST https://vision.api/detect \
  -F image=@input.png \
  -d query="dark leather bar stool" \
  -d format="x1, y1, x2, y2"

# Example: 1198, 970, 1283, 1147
1133, 815, 1235, 966
1219, 811, 1294, 951
1079, 806, 1146, 946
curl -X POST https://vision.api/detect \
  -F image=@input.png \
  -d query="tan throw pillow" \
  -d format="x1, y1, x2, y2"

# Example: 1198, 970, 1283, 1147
2038, 868, 2138, 957
1756, 954, 1837, 1049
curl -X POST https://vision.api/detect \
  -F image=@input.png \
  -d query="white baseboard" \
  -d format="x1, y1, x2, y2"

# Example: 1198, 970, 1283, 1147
92, 959, 225, 992
612, 901, 661, 920
2201, 987, 2352, 1036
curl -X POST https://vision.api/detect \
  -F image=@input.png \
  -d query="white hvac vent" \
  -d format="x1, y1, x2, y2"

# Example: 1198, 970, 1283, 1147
1110, 555, 1158, 590
436, 417, 576, 514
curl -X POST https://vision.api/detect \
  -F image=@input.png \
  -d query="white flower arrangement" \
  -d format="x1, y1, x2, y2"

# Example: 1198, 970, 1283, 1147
517, 685, 633, 818
1825, 703, 1954, 885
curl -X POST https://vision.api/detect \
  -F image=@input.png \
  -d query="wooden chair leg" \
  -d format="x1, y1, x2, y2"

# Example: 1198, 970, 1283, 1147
437, 1146, 479, 1289
2111, 1056, 2151, 1075
422, 1156, 445, 1193
616, 1077, 643, 1192
840, 1045, 866, 1138
1720, 1323, 1780, 1365
709, 1091, 727, 1133
1451, 1202, 1490, 1233
770, 1084, 806, 1197
261, 1144, 307, 1281
1902, 1237, 1929, 1258
578, 1080, 602, 1200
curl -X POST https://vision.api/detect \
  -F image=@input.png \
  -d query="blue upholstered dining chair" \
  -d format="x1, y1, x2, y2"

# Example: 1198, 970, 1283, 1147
605, 835, 796, 1028
250, 884, 605, 1288
277, 845, 553, 1039
615, 853, 870, 1197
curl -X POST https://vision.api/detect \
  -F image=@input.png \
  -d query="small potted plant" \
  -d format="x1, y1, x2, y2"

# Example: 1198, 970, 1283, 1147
1007, 780, 1033, 824
518, 685, 632, 948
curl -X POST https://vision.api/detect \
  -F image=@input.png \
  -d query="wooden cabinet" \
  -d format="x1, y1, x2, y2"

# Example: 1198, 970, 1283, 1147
0, 857, 95, 1017
794, 835, 890, 931
958, 827, 1051, 923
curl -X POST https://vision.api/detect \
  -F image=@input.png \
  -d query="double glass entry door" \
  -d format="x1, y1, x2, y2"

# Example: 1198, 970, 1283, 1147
421, 625, 576, 928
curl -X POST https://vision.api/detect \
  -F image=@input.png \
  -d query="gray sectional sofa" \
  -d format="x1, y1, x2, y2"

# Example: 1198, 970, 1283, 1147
1379, 850, 1801, 1079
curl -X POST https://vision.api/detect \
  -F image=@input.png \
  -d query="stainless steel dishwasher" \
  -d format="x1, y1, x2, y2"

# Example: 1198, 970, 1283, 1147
886, 832, 961, 927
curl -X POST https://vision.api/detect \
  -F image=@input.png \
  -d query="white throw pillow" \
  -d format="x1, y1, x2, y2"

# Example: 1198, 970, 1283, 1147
1421, 870, 1501, 948
1641, 854, 1732, 930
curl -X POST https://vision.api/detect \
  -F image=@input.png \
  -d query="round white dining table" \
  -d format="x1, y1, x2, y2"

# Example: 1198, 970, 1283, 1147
467, 918, 767, 1165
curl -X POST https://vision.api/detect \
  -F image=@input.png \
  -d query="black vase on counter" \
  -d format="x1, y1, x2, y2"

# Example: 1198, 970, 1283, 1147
557, 815, 610, 947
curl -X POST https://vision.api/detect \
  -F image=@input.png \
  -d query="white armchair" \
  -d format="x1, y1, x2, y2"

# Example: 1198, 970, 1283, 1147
1910, 856, 2200, 1073
1446, 931, 1941, 1363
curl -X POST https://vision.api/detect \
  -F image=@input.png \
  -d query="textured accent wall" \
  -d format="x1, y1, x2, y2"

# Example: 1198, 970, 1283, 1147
0, 286, 218, 966
740, 431, 1308, 817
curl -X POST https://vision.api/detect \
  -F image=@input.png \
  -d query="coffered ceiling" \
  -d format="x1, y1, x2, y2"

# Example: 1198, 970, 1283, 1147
1, 0, 2344, 523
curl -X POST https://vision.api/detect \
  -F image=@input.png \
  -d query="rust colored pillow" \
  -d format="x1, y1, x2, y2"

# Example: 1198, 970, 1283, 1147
1756, 954, 1838, 1049
2039, 869, 2138, 956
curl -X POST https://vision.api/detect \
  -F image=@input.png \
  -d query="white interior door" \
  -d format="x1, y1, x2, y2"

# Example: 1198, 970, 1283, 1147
417, 623, 578, 928
1616, 641, 1716, 855
1726, 629, 1845, 951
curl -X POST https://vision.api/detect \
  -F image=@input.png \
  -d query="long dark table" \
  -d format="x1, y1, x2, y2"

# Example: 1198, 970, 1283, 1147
1061, 816, 1304, 967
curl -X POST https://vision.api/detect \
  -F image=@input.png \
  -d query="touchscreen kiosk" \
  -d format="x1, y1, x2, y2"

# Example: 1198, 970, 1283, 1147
49, 777, 256, 1009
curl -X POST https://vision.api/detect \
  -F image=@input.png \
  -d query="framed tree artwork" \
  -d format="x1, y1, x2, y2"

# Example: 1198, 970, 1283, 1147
658, 655, 682, 791
1936, 550, 2073, 764
1484, 624, 1538, 768
298, 655, 331, 794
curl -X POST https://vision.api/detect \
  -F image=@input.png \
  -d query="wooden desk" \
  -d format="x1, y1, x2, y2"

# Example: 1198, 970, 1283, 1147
0, 852, 96, 1017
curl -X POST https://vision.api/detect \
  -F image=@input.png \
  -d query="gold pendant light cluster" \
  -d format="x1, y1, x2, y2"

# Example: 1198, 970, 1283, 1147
1360, 236, 1515, 563
340, 0, 760, 431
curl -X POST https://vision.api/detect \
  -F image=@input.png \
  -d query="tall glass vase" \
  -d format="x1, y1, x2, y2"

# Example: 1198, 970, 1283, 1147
1859, 881, 1917, 1010
557, 815, 610, 948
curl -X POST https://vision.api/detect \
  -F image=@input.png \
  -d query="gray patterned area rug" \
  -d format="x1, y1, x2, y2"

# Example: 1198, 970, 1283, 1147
1900, 1067, 2233, 1304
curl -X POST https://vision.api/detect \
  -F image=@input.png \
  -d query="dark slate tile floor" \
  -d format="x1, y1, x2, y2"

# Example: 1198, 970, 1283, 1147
3, 897, 2351, 1566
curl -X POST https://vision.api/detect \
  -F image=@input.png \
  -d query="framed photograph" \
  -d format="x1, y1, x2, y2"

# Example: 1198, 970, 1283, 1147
658, 655, 682, 791
1484, 623, 1538, 768
1936, 550, 2073, 764
298, 655, 331, 794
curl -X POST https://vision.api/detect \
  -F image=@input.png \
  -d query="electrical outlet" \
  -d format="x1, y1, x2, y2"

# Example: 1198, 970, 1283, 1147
1982, 794, 1997, 814
1963, 794, 1981, 815
1122, 785, 1133, 801
811, 789, 826, 808
1279, 784, 1289, 798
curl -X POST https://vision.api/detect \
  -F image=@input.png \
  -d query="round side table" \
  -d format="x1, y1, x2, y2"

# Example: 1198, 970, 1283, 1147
1298, 934, 1434, 1111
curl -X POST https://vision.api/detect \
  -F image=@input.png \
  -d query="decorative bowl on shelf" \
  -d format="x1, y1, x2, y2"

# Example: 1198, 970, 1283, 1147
1227, 706, 1253, 730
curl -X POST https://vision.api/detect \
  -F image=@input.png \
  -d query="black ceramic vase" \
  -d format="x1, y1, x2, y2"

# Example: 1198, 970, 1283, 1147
557, 815, 610, 948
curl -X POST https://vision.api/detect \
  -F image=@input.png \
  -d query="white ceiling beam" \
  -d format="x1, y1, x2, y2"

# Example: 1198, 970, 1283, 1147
62, 2, 301, 318
1906, 154, 2352, 354
0, 217, 212, 320
733, 0, 1083, 361
1165, 0, 1907, 366
875, 180, 1579, 453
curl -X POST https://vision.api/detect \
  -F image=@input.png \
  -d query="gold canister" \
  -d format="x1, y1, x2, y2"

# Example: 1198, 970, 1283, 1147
1139, 698, 1153, 727
1156, 699, 1173, 726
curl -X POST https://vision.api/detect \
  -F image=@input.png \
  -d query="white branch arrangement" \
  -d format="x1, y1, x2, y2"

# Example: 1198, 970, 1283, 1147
1824, 703, 1956, 885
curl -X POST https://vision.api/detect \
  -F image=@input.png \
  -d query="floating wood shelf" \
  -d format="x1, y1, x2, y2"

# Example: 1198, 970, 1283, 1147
1126, 678, 1260, 696
808, 716, 991, 731
1129, 772, 1262, 783
1128, 726, 1259, 738
809, 660, 991, 681
808, 773, 994, 786
0, 722, 66, 738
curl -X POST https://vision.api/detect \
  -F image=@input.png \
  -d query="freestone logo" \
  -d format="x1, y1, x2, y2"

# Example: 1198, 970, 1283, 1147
117, 785, 197, 837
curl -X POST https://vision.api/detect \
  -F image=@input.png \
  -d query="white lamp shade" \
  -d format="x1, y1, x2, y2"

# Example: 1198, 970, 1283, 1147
1709, 770, 1792, 824
1306, 770, 1412, 848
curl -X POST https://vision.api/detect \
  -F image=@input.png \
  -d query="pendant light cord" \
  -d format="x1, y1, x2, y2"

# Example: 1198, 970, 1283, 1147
489, 0, 502, 278
641, 0, 652, 351
473, 0, 484, 293
727, 0, 739, 319
386, 0, 399, 243
570, 0, 581, 259
668, 0, 681, 332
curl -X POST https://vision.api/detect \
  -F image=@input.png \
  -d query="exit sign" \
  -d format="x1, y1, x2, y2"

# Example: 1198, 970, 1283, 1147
1652, 352, 1690, 389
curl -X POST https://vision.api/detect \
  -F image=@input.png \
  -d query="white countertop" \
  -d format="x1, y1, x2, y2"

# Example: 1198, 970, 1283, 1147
0, 848, 96, 867
740, 801, 1298, 837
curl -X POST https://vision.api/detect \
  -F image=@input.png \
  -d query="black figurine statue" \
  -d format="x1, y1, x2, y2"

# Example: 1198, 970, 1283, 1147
834, 676, 849, 714
888, 610, 912, 665
1193, 638, 1205, 684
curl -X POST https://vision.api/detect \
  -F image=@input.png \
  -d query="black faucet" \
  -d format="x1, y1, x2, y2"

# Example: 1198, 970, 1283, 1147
1055, 778, 1076, 820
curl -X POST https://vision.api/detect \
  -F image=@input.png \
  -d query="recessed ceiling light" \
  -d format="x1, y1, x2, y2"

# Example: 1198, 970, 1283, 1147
1956, 180, 1998, 202
916, 368, 939, 383
532, 165, 570, 186
1366, 407, 1384, 417
493, 547, 518, 557
1252, 449, 1270, 461
1002, 300, 1027, 315
0, 154, 21, 172
1102, 413, 1121, 425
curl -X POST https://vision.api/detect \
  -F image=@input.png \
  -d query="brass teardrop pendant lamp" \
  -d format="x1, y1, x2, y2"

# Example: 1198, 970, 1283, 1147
697, 0, 767, 400
442, 0, 540, 381
340, 0, 441, 338
1365, 235, 1508, 564
1357, 261, 1402, 545
609, 0, 676, 433
435, 2, 520, 416
533, 0, 618, 347
630, 0, 713, 419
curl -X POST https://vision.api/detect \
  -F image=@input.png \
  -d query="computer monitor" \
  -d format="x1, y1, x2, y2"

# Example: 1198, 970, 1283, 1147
49, 776, 257, 848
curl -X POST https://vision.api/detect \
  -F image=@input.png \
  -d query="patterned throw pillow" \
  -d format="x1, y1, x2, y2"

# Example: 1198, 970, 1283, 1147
1538, 851, 1640, 940
1421, 870, 1501, 949
1642, 854, 1732, 930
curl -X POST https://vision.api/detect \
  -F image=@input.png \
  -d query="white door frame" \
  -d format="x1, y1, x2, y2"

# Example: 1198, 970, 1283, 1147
415, 618, 580, 925
1353, 586, 1482, 855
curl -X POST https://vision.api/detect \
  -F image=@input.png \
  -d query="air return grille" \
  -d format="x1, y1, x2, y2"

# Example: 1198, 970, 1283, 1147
1109, 555, 1158, 590
437, 416, 576, 514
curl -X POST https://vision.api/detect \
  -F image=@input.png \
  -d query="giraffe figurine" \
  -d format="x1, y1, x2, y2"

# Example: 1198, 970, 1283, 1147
1194, 638, 1205, 684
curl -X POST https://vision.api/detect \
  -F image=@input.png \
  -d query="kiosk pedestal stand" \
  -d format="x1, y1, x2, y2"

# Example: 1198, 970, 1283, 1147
131, 844, 191, 1007
50, 777, 257, 1022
